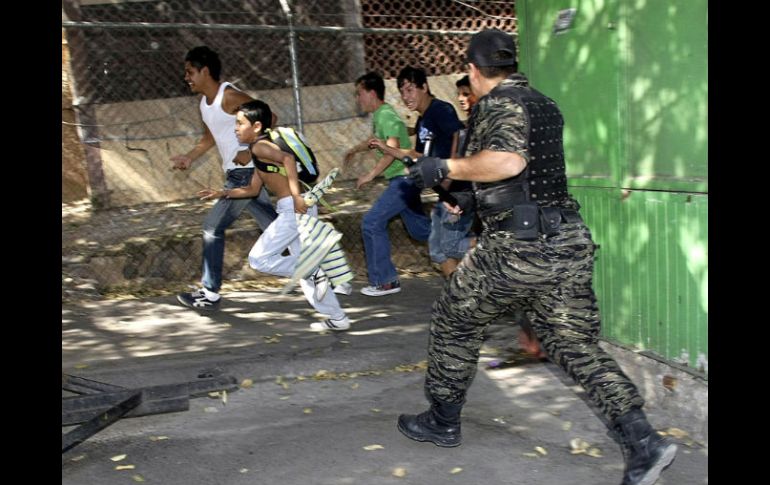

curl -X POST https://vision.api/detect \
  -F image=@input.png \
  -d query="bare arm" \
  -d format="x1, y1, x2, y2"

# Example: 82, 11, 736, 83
222, 86, 254, 114
367, 137, 418, 161
171, 124, 215, 170
447, 149, 527, 183
198, 170, 264, 200
344, 139, 371, 166
357, 136, 402, 189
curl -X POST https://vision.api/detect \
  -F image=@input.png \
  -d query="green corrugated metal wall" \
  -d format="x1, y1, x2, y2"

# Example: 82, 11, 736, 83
517, 0, 708, 375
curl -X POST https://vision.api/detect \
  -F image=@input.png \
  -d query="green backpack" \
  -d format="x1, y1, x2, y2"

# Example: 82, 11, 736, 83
266, 127, 319, 185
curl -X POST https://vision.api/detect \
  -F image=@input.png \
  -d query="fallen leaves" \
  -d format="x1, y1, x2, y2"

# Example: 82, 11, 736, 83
110, 454, 127, 462
363, 444, 384, 451
275, 376, 290, 390
659, 427, 699, 447
240, 378, 254, 388
569, 438, 603, 457
392, 467, 406, 477
207, 390, 228, 404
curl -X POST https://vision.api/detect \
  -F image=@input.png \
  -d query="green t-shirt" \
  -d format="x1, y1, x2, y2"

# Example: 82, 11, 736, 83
373, 103, 412, 179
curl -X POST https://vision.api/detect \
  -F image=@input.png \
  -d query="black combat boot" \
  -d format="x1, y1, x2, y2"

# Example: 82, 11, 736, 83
613, 409, 678, 485
397, 398, 463, 447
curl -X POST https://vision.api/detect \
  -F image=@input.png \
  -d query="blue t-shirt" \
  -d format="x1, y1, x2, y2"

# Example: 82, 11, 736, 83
415, 98, 464, 158
415, 98, 469, 192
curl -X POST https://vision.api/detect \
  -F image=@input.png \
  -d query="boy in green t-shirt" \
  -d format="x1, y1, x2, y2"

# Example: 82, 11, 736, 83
344, 72, 431, 296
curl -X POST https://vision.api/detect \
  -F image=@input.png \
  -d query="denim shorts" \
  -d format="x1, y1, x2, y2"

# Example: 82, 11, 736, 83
428, 203, 475, 263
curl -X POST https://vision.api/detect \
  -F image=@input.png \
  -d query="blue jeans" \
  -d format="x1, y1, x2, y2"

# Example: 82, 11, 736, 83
201, 168, 277, 292
428, 203, 474, 263
361, 176, 431, 285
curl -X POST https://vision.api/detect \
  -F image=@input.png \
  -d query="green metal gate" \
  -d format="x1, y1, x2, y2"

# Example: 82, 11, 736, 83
517, 0, 708, 375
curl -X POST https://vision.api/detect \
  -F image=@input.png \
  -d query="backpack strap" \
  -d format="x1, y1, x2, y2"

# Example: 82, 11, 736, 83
249, 140, 287, 176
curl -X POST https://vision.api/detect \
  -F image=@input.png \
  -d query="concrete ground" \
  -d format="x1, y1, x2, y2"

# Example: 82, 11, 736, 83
62, 276, 707, 485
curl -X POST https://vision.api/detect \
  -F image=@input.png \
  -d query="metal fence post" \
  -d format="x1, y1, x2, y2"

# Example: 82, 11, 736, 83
280, 0, 304, 133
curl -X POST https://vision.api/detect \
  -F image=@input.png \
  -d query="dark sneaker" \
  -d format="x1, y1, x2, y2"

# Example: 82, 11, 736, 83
360, 280, 401, 296
177, 290, 221, 310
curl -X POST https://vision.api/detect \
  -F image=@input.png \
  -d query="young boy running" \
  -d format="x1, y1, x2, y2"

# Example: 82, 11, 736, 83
198, 100, 351, 331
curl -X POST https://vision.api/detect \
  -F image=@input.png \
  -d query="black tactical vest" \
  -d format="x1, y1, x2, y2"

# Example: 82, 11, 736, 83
472, 80, 569, 215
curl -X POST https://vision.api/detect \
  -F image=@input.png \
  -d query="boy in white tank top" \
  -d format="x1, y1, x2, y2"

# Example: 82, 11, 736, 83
171, 46, 277, 310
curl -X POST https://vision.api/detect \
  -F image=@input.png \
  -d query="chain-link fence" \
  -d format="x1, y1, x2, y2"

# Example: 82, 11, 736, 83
62, 0, 517, 297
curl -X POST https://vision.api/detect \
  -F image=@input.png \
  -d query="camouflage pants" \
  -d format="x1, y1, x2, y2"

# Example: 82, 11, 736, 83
425, 222, 644, 422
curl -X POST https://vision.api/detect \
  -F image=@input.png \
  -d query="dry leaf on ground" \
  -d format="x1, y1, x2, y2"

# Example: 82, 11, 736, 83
240, 379, 254, 388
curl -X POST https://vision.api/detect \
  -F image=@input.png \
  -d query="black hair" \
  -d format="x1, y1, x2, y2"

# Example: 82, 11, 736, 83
185, 46, 222, 82
238, 100, 273, 131
455, 75, 471, 88
397, 66, 429, 91
355, 72, 385, 101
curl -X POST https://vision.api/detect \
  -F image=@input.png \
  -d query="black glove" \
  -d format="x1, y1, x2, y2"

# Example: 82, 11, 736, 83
407, 156, 449, 189
449, 191, 475, 213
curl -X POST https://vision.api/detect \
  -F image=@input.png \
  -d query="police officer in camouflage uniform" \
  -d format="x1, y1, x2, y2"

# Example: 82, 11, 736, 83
397, 29, 677, 485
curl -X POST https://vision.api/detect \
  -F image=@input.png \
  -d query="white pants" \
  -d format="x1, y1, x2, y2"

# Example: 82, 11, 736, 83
248, 196, 346, 320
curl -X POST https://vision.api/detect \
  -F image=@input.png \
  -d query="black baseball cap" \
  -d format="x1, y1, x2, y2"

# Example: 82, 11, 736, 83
466, 29, 517, 67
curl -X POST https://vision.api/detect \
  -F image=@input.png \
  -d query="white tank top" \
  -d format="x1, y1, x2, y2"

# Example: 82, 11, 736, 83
200, 81, 253, 172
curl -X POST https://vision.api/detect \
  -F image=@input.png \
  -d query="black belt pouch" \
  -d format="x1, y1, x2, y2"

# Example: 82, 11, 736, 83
539, 207, 562, 237
512, 202, 540, 240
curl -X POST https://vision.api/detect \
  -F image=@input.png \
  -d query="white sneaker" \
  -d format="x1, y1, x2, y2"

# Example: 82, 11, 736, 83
333, 282, 353, 295
309, 316, 351, 332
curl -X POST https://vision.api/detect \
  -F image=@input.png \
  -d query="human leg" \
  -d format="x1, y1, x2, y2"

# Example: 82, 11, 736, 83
199, 197, 254, 293
247, 197, 299, 278
178, 195, 253, 309
361, 178, 411, 287
398, 240, 518, 446
397, 177, 431, 242
301, 279, 350, 331
527, 225, 675, 484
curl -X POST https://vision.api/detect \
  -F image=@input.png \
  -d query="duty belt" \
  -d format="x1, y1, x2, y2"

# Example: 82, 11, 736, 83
483, 206, 582, 240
